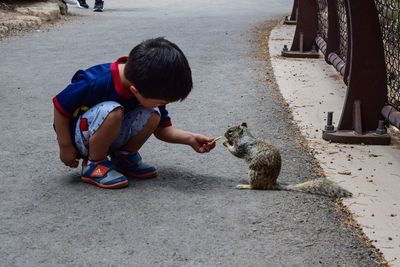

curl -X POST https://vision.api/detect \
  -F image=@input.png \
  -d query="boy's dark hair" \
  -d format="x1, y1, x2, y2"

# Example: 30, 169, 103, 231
124, 37, 193, 102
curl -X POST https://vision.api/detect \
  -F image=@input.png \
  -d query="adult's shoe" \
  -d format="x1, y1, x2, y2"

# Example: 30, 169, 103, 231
93, 0, 104, 12
77, 0, 89, 9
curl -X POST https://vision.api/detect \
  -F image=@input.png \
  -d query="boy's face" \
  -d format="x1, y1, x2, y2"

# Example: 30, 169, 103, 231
130, 85, 170, 108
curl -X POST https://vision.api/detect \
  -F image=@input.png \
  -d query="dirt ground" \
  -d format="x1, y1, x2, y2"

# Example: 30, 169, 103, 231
0, 0, 66, 39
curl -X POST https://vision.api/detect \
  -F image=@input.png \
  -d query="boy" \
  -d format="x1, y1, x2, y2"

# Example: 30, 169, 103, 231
53, 37, 216, 189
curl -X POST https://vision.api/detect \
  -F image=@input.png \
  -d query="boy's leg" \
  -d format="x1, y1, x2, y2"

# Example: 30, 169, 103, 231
74, 101, 128, 189
89, 107, 123, 161
120, 112, 160, 152
110, 108, 160, 178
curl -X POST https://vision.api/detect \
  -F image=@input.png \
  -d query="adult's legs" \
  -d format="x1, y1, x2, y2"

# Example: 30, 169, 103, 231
93, 0, 104, 11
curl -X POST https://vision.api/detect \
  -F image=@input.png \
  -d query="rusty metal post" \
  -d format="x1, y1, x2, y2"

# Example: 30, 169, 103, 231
322, 0, 390, 145
284, 0, 298, 25
282, 0, 319, 58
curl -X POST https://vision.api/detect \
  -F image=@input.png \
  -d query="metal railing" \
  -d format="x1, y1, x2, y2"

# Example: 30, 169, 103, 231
282, 0, 400, 145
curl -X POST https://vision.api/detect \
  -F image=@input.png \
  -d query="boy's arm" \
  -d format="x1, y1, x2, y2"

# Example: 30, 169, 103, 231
54, 107, 79, 168
154, 126, 216, 153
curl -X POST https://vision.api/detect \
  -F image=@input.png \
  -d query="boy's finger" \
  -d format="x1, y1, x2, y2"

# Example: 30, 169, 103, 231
202, 143, 213, 152
70, 160, 79, 168
205, 142, 215, 150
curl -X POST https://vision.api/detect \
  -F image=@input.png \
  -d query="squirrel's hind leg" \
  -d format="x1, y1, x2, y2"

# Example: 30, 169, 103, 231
236, 184, 252, 189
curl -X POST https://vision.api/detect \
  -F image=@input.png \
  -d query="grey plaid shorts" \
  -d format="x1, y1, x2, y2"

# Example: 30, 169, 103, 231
74, 101, 156, 157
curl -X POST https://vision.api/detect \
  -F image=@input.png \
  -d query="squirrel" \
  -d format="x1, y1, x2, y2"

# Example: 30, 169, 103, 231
222, 122, 352, 198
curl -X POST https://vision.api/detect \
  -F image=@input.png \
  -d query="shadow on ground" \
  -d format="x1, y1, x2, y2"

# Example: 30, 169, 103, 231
61, 165, 233, 194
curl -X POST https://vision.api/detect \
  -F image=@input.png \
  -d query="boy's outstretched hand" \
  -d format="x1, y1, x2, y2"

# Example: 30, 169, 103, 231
190, 134, 217, 153
154, 126, 220, 153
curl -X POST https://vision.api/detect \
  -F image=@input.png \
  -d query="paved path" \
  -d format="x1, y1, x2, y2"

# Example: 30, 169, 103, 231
0, 0, 384, 266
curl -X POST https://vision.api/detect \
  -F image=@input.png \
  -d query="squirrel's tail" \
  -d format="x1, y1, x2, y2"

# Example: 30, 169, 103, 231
276, 178, 352, 198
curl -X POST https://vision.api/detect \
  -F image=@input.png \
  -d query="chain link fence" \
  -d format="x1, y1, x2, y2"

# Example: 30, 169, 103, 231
375, 0, 400, 111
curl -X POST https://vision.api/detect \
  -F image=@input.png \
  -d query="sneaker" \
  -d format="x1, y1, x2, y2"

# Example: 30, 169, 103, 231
76, 0, 89, 8
93, 0, 104, 12
81, 159, 128, 189
112, 152, 157, 179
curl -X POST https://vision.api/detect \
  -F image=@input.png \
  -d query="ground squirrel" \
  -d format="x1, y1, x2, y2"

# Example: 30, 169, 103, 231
222, 122, 352, 198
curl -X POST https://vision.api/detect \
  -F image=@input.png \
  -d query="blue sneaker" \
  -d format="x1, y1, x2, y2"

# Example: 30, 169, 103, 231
112, 152, 157, 179
81, 160, 128, 189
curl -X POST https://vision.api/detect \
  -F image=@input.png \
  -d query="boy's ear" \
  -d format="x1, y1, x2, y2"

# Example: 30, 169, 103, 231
129, 85, 139, 96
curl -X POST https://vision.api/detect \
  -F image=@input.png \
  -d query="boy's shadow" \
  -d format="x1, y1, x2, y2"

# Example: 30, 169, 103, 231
64, 165, 234, 193
145, 165, 234, 193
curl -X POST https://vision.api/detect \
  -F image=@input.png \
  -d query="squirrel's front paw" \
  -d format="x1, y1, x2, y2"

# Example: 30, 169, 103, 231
223, 140, 233, 148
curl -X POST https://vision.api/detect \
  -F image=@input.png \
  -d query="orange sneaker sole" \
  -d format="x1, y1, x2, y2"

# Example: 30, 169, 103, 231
116, 168, 157, 179
81, 177, 128, 189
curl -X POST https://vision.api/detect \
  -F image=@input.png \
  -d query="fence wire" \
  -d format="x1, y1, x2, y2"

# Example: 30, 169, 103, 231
375, 0, 400, 110
317, 0, 329, 40
336, 0, 348, 62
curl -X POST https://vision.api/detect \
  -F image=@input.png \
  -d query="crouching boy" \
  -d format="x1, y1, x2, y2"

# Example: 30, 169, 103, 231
53, 37, 216, 189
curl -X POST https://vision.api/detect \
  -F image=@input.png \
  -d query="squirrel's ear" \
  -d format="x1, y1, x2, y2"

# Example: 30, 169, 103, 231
241, 122, 248, 128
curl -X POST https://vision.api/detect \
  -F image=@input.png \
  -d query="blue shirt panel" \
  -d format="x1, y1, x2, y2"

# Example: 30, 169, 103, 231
54, 63, 171, 125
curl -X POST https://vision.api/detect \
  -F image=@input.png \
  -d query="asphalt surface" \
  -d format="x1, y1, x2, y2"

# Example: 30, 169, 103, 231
0, 0, 383, 266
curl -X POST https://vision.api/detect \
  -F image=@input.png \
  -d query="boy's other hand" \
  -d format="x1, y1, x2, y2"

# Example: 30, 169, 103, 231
59, 144, 80, 168
190, 134, 216, 153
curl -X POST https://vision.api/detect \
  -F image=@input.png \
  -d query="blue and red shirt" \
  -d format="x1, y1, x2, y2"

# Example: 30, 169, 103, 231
53, 56, 172, 127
